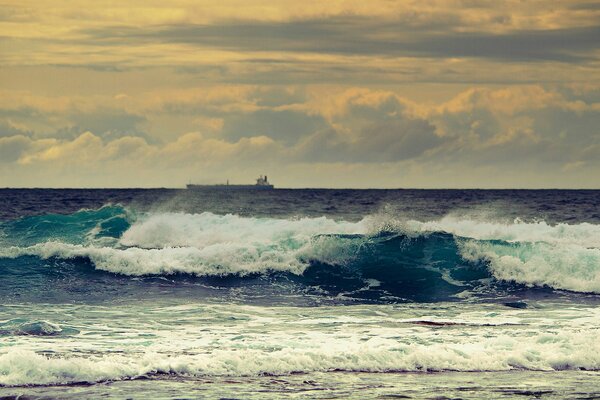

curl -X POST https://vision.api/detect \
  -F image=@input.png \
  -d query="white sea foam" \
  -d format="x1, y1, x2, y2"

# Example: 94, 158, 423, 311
1, 329, 600, 386
120, 212, 366, 249
0, 213, 366, 276
0, 241, 309, 276
460, 240, 600, 293
407, 216, 600, 248
399, 215, 600, 293
1, 211, 599, 293
404, 213, 600, 293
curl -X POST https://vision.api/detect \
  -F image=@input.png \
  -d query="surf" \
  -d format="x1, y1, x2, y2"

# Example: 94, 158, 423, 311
0, 206, 599, 301
2, 301, 600, 387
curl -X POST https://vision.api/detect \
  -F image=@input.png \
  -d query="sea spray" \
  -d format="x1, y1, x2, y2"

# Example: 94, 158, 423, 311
1, 208, 599, 295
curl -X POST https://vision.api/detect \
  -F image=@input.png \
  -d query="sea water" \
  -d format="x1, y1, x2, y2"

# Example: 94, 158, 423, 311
0, 189, 599, 399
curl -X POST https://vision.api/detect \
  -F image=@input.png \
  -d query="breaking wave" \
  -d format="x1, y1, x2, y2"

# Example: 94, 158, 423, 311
2, 329, 600, 386
0, 206, 599, 296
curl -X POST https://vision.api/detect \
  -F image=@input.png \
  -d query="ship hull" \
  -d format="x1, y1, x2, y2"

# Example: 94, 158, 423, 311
186, 184, 274, 190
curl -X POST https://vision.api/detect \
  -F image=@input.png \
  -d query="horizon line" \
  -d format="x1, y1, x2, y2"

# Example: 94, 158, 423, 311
1, 186, 599, 191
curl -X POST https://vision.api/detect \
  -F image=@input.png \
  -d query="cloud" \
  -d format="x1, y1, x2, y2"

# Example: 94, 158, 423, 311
296, 119, 443, 163
0, 83, 598, 188
425, 86, 600, 167
0, 2, 598, 188
18, 131, 104, 164
0, 91, 151, 142
3, 2, 599, 86
291, 88, 444, 162
0, 121, 32, 138
3, 130, 280, 168
0, 135, 33, 163
159, 131, 280, 166
78, 17, 600, 63
221, 109, 327, 144
68, 110, 146, 139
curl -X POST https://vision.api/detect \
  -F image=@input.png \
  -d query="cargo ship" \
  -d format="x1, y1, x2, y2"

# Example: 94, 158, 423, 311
186, 175, 274, 190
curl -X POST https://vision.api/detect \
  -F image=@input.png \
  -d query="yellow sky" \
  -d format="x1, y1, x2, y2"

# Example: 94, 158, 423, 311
0, 0, 599, 187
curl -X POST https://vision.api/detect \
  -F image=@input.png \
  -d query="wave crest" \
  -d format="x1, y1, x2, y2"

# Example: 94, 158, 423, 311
1, 208, 599, 295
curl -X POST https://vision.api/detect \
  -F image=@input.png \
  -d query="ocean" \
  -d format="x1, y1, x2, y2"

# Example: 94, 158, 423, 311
0, 188, 599, 399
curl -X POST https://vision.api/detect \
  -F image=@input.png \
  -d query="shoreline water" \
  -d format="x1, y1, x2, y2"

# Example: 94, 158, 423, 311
2, 366, 600, 399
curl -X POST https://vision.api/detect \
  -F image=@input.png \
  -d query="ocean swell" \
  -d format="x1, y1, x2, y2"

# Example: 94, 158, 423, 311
0, 207, 599, 295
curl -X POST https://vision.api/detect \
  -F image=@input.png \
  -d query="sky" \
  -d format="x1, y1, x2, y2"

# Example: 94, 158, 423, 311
0, 1, 599, 188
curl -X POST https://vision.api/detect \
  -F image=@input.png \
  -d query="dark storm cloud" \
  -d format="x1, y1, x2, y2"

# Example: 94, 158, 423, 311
222, 109, 327, 145
568, 2, 600, 10
428, 97, 600, 168
0, 107, 45, 121
0, 107, 59, 137
0, 135, 31, 163
0, 121, 32, 138
530, 108, 600, 163
80, 16, 600, 62
297, 118, 444, 163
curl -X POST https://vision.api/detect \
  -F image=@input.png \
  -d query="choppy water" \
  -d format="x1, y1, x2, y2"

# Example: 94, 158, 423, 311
0, 189, 599, 399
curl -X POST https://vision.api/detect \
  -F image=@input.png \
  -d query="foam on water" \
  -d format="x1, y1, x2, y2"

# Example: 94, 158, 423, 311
408, 215, 600, 247
120, 212, 366, 249
1, 325, 599, 386
1, 191, 599, 397
460, 240, 600, 293
0, 207, 599, 294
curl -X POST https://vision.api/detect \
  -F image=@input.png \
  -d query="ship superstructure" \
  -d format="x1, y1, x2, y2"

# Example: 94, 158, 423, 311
186, 175, 274, 190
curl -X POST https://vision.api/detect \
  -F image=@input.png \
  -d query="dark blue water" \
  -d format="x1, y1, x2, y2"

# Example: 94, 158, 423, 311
2, 188, 599, 222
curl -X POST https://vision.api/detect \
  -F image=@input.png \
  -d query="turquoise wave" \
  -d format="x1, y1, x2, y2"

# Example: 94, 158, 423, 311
0, 206, 598, 303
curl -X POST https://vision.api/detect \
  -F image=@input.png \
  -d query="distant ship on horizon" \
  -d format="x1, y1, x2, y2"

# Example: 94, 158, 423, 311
186, 175, 274, 190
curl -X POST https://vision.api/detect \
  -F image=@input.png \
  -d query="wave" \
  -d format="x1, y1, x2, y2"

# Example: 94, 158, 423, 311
0, 209, 366, 277
0, 206, 599, 296
0, 205, 130, 247
460, 240, 600, 293
0, 319, 78, 337
2, 329, 600, 386
408, 215, 600, 248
